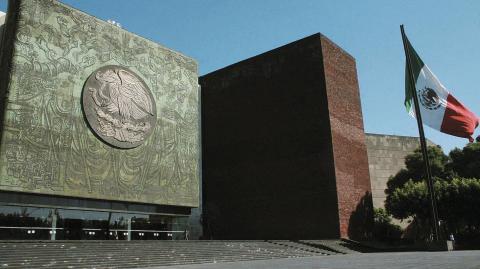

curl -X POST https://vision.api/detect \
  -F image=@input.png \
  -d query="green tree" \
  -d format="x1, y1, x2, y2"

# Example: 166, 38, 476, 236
385, 142, 480, 244
386, 180, 429, 220
386, 178, 480, 236
448, 143, 480, 179
373, 208, 402, 242
437, 178, 480, 231
385, 145, 450, 195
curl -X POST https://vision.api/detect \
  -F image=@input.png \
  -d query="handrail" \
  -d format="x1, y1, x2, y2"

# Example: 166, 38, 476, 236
0, 226, 184, 233
0, 226, 63, 230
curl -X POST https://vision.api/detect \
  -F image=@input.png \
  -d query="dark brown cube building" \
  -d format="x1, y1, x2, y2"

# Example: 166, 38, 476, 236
200, 33, 373, 240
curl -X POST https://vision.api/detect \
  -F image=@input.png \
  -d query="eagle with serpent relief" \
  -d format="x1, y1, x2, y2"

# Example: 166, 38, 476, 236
87, 67, 156, 144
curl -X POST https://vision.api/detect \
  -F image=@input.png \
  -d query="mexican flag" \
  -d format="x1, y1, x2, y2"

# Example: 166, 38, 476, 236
404, 34, 479, 142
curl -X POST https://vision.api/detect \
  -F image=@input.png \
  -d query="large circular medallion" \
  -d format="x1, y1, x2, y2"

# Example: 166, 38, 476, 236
82, 65, 157, 149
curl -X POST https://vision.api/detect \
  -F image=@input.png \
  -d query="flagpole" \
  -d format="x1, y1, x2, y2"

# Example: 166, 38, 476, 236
400, 25, 440, 241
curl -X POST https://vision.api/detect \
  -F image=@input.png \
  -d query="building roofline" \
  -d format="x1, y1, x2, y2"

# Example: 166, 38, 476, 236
365, 132, 436, 145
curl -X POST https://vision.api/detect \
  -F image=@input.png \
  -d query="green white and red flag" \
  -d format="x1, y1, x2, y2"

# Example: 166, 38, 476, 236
404, 36, 479, 142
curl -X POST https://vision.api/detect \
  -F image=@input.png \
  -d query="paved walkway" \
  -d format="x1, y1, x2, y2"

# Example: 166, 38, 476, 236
149, 251, 480, 269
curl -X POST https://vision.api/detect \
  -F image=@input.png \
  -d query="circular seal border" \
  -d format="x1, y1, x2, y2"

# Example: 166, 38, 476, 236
81, 65, 157, 149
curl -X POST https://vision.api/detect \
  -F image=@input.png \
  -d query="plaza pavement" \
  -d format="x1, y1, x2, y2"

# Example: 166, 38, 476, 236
148, 250, 480, 269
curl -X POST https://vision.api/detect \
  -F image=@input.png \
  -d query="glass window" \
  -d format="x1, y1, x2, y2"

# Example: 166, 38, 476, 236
0, 205, 52, 240
108, 212, 131, 240
56, 209, 109, 240
0, 205, 189, 240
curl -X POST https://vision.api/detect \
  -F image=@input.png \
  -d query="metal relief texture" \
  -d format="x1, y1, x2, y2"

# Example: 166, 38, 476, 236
0, 0, 199, 207
83, 65, 157, 149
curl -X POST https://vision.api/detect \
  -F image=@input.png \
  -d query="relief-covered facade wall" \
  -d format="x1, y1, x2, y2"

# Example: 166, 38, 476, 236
0, 0, 199, 207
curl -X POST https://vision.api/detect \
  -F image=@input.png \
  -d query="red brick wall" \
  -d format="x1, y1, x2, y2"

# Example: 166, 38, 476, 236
321, 35, 373, 239
200, 33, 373, 240
201, 34, 340, 239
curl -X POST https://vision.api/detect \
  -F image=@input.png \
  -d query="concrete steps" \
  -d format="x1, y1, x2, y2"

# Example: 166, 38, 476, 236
0, 240, 334, 268
298, 239, 373, 254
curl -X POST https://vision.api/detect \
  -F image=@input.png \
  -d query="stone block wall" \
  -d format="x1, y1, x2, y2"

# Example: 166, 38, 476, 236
365, 133, 434, 210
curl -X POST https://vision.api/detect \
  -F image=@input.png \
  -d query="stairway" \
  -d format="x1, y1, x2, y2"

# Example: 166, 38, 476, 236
298, 239, 376, 254
0, 240, 335, 268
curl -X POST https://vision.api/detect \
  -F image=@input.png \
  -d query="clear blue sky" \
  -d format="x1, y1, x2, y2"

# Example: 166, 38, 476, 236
1, 0, 479, 153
